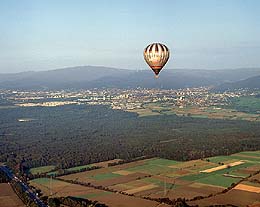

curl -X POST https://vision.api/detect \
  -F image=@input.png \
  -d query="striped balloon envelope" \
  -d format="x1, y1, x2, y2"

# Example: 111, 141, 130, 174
143, 43, 170, 77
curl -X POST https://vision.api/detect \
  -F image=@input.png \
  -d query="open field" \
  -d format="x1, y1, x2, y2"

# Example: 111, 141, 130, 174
124, 184, 158, 194
231, 151, 260, 161
113, 170, 135, 175
0, 183, 25, 207
234, 183, 260, 193
30, 178, 167, 207
188, 189, 260, 206
229, 96, 260, 114
128, 103, 260, 121
47, 164, 94, 176
59, 158, 150, 184
77, 192, 165, 207
149, 183, 224, 200
60, 164, 93, 172
125, 159, 180, 175
30, 152, 260, 207
91, 172, 122, 180
29, 165, 56, 175
206, 155, 240, 164
200, 160, 245, 173
47, 159, 123, 176
30, 178, 95, 197
193, 174, 240, 188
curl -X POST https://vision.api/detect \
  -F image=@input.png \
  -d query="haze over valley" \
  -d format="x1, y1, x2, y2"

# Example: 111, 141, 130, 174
1, 66, 260, 207
1, 0, 260, 206
1, 66, 260, 90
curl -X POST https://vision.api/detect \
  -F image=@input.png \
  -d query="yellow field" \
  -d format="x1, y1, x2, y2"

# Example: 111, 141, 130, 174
124, 184, 158, 194
200, 161, 245, 173
189, 182, 225, 189
169, 159, 217, 169
113, 170, 135, 175
234, 184, 260, 193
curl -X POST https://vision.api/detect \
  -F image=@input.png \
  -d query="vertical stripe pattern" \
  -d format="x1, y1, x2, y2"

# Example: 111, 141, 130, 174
143, 43, 170, 75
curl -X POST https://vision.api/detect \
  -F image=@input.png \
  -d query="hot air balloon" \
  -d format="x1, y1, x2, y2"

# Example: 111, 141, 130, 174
143, 43, 170, 78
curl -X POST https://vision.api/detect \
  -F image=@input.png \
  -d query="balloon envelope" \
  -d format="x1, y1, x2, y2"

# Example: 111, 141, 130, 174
143, 43, 170, 76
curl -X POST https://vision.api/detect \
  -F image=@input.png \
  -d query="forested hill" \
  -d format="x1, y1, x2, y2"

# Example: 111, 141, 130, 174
214, 75, 260, 91
0, 66, 260, 89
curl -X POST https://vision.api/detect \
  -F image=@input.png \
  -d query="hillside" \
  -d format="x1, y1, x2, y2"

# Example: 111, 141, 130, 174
214, 75, 260, 91
0, 66, 260, 90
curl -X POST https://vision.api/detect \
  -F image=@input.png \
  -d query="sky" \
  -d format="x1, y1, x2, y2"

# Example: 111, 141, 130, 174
0, 0, 260, 73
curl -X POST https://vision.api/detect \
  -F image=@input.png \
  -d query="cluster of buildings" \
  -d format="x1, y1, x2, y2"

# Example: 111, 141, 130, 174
0, 87, 258, 110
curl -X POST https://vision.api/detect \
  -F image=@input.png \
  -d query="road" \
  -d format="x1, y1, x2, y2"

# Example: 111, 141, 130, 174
0, 165, 48, 207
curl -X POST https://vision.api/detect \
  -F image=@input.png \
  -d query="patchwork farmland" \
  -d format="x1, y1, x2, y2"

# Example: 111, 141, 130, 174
29, 151, 260, 207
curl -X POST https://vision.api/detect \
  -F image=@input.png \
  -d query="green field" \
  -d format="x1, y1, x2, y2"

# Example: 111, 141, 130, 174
126, 158, 180, 175
142, 177, 177, 189
128, 99, 260, 121
236, 151, 260, 157
227, 171, 249, 178
65, 164, 93, 172
180, 160, 255, 183
205, 162, 254, 176
31, 178, 52, 185
31, 177, 69, 186
47, 171, 58, 176
47, 164, 93, 176
196, 174, 240, 188
180, 173, 209, 181
230, 155, 260, 162
146, 158, 180, 166
29, 165, 56, 175
126, 164, 170, 175
206, 156, 238, 164
230, 96, 260, 114
76, 191, 112, 199
190, 114, 208, 118
91, 172, 122, 180
30, 151, 260, 207
230, 151, 260, 162
205, 152, 260, 164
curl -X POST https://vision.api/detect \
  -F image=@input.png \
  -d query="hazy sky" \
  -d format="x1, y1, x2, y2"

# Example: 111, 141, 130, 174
1, 0, 260, 73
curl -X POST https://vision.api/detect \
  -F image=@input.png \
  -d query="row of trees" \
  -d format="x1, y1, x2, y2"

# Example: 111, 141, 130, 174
48, 196, 108, 207
11, 181, 38, 207
0, 169, 10, 183
27, 165, 101, 180
0, 168, 39, 207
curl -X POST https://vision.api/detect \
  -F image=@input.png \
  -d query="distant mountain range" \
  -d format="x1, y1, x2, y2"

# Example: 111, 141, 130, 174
0, 66, 260, 90
214, 75, 260, 91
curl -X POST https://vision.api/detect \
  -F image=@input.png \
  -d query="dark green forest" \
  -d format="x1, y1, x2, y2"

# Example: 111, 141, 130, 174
0, 105, 260, 170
